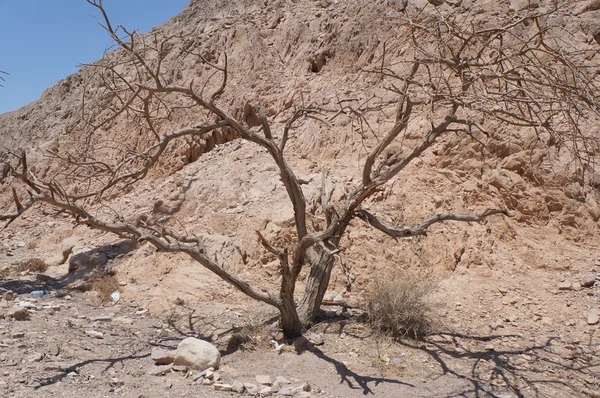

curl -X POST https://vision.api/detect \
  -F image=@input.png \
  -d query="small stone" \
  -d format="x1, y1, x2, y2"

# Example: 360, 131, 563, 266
571, 282, 582, 291
109, 378, 123, 387
256, 374, 274, 385
279, 387, 294, 396
275, 376, 291, 385
90, 316, 113, 322
148, 365, 171, 376
484, 344, 495, 351
84, 330, 104, 339
305, 332, 324, 346
231, 381, 245, 393
47, 342, 60, 356
489, 321, 504, 330
171, 364, 187, 372
203, 369, 214, 379
271, 381, 281, 393
587, 308, 600, 325
301, 382, 311, 392
244, 383, 259, 395
201, 378, 213, 386
581, 275, 596, 287
151, 348, 176, 365
259, 386, 273, 396
213, 383, 233, 391
11, 332, 25, 338
28, 352, 44, 362
557, 281, 572, 290
541, 317, 553, 326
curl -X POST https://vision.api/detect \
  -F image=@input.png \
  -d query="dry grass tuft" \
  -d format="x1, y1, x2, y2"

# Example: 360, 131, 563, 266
238, 314, 278, 351
16, 258, 49, 273
367, 271, 439, 339
93, 274, 120, 303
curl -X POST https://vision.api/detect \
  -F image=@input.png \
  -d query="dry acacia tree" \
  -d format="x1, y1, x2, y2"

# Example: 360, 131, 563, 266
2, 2, 599, 337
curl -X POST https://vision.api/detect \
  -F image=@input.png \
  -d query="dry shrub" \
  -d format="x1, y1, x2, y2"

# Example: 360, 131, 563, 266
367, 271, 438, 339
16, 258, 49, 273
238, 314, 278, 351
93, 274, 120, 303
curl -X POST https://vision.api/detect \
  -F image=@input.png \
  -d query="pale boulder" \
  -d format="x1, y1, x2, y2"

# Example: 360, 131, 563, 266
173, 337, 220, 370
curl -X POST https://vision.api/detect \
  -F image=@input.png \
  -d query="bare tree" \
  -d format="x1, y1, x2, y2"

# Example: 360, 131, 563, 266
0, 70, 7, 87
1, 1, 599, 337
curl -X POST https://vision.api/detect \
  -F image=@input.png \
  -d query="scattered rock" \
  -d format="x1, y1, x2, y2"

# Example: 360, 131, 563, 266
84, 330, 104, 339
148, 365, 171, 376
300, 382, 312, 392
588, 308, 600, 325
151, 348, 176, 365
28, 352, 44, 363
484, 344, 495, 351
571, 282, 583, 291
231, 381, 245, 393
173, 337, 221, 370
557, 281, 572, 290
541, 317, 553, 326
89, 315, 113, 322
244, 383, 259, 395
213, 383, 233, 391
171, 364, 187, 372
279, 387, 294, 396
256, 374, 274, 385
47, 342, 60, 356
259, 386, 273, 396
276, 376, 291, 385
581, 275, 596, 287
305, 332, 324, 346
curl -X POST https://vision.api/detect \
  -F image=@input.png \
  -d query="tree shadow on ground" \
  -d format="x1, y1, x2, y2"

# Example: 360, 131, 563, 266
160, 304, 415, 395
33, 353, 150, 390
0, 239, 137, 295
159, 302, 281, 355
308, 346, 415, 395
400, 331, 600, 398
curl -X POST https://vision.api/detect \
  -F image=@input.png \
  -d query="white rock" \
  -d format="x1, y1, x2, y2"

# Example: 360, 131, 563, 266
173, 337, 220, 370
256, 374, 274, 385
587, 308, 600, 325
151, 348, 176, 365
85, 330, 104, 339
213, 383, 233, 391
244, 383, 259, 395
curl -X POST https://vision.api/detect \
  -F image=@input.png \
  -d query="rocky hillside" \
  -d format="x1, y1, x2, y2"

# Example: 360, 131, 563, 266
1, 1, 600, 396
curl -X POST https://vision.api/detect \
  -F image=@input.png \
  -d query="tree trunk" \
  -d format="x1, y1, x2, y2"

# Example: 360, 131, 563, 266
296, 247, 336, 326
279, 300, 303, 338
279, 273, 303, 338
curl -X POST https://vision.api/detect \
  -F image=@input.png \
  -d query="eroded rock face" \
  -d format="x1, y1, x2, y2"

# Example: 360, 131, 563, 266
173, 337, 221, 370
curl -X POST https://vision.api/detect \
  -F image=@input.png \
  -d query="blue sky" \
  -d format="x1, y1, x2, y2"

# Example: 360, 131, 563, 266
0, 0, 190, 115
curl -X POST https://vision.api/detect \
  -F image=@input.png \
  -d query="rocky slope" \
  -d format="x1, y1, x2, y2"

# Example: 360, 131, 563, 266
1, 0, 600, 396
